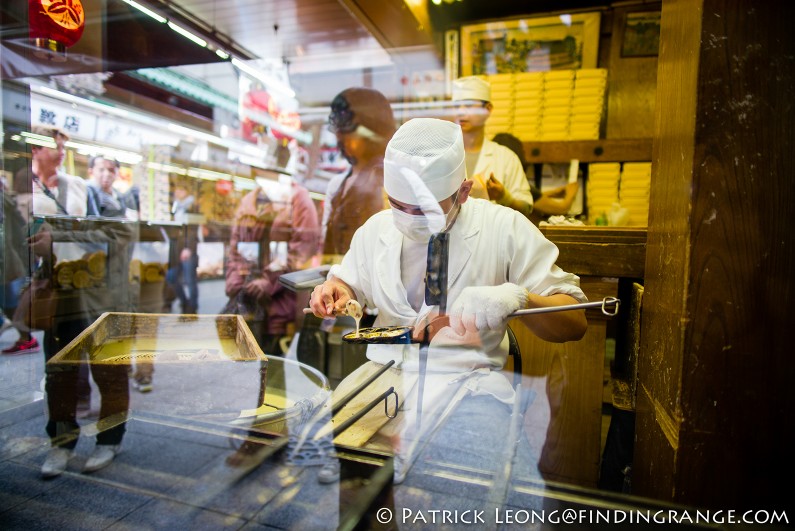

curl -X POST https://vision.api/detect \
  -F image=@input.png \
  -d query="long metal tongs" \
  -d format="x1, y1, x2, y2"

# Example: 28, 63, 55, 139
342, 296, 620, 345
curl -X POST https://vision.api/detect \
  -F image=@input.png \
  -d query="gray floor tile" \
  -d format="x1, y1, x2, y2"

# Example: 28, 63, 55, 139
0, 461, 62, 513
108, 498, 246, 531
0, 476, 151, 530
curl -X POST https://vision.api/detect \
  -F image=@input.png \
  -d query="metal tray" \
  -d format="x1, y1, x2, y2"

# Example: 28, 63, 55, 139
48, 312, 265, 365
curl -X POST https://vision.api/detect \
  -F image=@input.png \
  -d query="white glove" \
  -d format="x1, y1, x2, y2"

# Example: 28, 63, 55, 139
449, 283, 529, 334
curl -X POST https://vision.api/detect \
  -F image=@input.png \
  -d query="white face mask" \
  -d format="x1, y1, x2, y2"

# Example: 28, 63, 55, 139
391, 192, 459, 242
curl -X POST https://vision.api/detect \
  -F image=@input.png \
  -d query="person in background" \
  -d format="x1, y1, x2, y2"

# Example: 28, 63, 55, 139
84, 156, 149, 395
15, 127, 134, 477
86, 156, 139, 219
225, 168, 320, 355
452, 76, 534, 219
164, 182, 200, 314
321, 87, 396, 263
491, 132, 580, 224
1, 177, 29, 350
2, 126, 90, 355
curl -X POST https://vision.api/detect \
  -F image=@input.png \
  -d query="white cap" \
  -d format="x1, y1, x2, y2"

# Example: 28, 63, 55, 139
383, 118, 466, 204
452, 76, 491, 102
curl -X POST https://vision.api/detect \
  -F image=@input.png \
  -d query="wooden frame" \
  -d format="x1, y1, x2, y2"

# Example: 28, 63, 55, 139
459, 13, 601, 76
621, 11, 661, 57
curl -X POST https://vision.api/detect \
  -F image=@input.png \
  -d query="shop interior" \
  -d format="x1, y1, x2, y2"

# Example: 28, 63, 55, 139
1, 0, 793, 528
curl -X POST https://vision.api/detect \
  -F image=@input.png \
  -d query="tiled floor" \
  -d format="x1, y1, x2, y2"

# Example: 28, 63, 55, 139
0, 402, 369, 530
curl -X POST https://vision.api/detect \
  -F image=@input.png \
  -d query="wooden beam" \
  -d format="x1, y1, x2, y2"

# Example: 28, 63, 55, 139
523, 138, 652, 163
539, 226, 647, 278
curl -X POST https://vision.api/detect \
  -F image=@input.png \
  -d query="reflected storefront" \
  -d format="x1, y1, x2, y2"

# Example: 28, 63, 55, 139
2, 0, 794, 528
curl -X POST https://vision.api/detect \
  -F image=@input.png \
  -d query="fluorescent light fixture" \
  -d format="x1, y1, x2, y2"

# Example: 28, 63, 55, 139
21, 131, 57, 148
147, 162, 187, 175
231, 57, 295, 99
187, 166, 235, 181
167, 21, 207, 48
64, 140, 144, 165
233, 176, 258, 190
122, 0, 167, 23
167, 123, 220, 144
215, 49, 230, 60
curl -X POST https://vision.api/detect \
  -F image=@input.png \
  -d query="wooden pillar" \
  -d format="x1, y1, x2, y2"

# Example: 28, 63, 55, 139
634, 0, 795, 511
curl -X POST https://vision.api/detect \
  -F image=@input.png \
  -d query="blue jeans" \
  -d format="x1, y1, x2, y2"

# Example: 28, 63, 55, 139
165, 255, 199, 312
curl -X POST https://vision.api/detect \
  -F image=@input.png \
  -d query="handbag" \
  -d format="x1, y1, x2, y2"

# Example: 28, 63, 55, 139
12, 277, 57, 332
220, 282, 265, 322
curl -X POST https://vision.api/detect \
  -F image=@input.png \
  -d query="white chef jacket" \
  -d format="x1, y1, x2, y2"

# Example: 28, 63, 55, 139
328, 198, 586, 453
467, 139, 535, 207
329, 197, 585, 373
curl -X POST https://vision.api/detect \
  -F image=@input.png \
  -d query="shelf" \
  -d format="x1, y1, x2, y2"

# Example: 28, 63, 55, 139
523, 138, 652, 163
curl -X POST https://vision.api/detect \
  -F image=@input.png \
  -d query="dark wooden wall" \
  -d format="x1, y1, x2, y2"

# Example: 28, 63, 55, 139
635, 0, 795, 511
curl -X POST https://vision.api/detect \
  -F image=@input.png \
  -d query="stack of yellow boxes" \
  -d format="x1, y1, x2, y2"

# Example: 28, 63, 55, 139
619, 162, 652, 226
511, 72, 545, 141
482, 68, 607, 141
587, 162, 621, 223
570, 69, 607, 140
483, 73, 516, 139
539, 70, 575, 141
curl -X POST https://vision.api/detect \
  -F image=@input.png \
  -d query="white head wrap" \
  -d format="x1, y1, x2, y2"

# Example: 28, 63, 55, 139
383, 118, 466, 204
452, 76, 491, 102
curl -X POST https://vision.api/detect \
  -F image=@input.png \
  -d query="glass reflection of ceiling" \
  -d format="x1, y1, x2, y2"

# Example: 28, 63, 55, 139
169, 0, 386, 74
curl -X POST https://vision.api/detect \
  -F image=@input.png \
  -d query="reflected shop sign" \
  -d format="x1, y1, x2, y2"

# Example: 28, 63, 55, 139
29, 93, 174, 151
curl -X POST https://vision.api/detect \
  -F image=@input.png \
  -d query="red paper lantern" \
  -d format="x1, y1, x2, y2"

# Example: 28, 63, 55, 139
216, 179, 233, 196
28, 0, 85, 59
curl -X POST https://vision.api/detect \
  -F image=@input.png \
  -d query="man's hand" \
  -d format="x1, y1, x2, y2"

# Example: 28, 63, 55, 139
244, 277, 272, 301
180, 248, 192, 261
28, 229, 53, 258
449, 283, 528, 334
486, 174, 506, 201
309, 278, 356, 317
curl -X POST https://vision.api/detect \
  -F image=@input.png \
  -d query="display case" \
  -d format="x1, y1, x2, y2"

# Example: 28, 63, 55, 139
33, 216, 185, 318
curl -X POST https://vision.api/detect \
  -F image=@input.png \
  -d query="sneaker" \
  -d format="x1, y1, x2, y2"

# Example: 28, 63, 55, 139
83, 444, 121, 473
133, 377, 153, 393
317, 459, 341, 484
2, 337, 40, 355
41, 447, 75, 478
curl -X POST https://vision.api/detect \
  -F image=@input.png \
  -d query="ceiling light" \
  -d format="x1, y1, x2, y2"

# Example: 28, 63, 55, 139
215, 49, 230, 60
231, 57, 295, 99
167, 21, 207, 48
122, 0, 167, 23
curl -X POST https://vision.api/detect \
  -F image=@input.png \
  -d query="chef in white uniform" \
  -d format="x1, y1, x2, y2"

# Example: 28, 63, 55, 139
309, 118, 587, 481
453, 76, 535, 219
